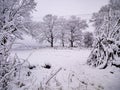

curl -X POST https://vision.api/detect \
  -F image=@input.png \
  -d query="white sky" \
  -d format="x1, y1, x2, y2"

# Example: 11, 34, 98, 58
32, 0, 109, 20
31, 0, 109, 31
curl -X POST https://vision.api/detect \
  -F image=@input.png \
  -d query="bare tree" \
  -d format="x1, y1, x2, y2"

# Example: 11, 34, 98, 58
57, 17, 68, 47
42, 14, 58, 47
66, 16, 88, 47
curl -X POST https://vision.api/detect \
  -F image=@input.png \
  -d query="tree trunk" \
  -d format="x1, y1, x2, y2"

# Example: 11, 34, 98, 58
62, 41, 64, 47
51, 40, 53, 47
50, 30, 54, 47
61, 33, 65, 47
61, 38, 64, 47
50, 36, 54, 47
70, 30, 74, 47
70, 40, 74, 47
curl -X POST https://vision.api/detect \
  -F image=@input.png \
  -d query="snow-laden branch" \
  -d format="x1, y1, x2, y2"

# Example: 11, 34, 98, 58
0, 59, 26, 83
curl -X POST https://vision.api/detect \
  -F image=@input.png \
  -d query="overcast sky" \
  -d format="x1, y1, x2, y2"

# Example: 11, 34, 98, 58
32, 0, 109, 21
31, 0, 109, 32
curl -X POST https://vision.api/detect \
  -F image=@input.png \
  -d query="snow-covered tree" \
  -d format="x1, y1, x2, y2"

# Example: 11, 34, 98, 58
57, 17, 68, 47
42, 14, 58, 47
66, 16, 88, 47
24, 21, 45, 43
0, 0, 36, 89
83, 32, 94, 48
87, 0, 120, 69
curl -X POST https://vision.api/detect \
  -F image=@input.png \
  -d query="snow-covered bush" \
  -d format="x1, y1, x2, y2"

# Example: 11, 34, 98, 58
87, 0, 120, 69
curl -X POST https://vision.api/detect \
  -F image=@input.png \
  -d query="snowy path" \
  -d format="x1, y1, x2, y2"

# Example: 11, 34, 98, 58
11, 48, 120, 90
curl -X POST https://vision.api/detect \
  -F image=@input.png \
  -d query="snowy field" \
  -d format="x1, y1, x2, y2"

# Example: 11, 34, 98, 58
11, 48, 120, 90
11, 48, 90, 69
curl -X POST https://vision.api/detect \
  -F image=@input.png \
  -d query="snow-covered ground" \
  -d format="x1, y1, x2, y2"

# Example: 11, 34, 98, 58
11, 48, 120, 90
12, 48, 90, 69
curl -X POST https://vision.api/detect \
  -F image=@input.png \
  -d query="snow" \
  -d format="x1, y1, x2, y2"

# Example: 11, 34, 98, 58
11, 48, 120, 90
12, 49, 89, 68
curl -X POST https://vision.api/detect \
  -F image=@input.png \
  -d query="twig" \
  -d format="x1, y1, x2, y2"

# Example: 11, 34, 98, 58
45, 68, 62, 85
